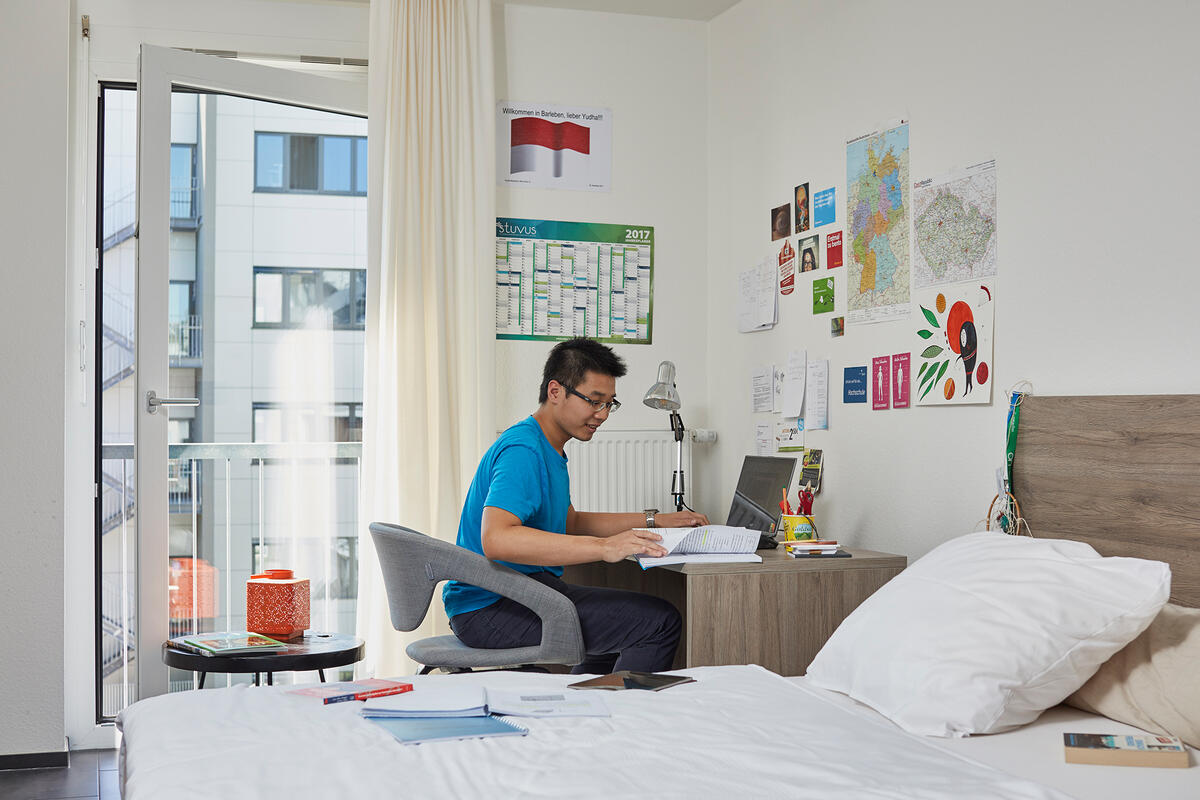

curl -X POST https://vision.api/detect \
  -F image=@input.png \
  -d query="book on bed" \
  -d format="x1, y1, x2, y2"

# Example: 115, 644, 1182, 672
1063, 733, 1188, 768
633, 525, 762, 568
367, 714, 528, 745
286, 679, 413, 705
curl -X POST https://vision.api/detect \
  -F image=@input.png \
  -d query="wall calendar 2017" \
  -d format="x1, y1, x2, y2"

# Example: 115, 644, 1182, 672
495, 217, 654, 344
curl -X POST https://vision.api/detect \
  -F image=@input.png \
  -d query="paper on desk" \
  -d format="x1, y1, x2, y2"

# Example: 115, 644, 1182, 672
751, 367, 773, 412
781, 349, 807, 417
738, 259, 777, 332
486, 688, 610, 718
637, 553, 763, 568
805, 358, 829, 430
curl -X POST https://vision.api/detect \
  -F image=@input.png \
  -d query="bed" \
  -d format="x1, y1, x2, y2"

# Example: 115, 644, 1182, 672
117, 394, 1200, 798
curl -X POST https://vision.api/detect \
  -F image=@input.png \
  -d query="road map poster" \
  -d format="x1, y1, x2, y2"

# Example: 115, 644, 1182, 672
912, 160, 998, 289
846, 121, 910, 325
495, 217, 653, 344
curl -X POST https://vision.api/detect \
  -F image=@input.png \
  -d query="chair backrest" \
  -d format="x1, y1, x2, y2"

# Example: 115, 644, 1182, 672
368, 521, 585, 664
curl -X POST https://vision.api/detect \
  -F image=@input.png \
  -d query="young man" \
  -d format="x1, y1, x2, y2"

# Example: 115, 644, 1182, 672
443, 338, 709, 673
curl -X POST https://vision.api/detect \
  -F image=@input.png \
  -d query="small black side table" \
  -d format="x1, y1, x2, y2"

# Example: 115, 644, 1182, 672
162, 632, 365, 689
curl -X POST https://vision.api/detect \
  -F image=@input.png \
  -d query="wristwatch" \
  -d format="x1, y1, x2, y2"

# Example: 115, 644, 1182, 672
644, 508, 659, 528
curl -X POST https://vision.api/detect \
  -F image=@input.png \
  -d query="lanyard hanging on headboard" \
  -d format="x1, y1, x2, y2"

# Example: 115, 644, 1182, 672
993, 382, 1033, 535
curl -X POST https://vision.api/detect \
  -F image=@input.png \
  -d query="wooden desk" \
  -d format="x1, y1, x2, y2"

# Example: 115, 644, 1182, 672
564, 548, 905, 676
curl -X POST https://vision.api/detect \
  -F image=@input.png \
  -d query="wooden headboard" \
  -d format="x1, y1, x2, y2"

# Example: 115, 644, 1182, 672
1012, 394, 1200, 607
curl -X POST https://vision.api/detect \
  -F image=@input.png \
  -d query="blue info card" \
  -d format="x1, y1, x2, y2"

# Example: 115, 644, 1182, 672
844, 366, 868, 403
813, 187, 836, 227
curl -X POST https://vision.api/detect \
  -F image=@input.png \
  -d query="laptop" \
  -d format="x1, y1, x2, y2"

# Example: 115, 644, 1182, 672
725, 455, 797, 550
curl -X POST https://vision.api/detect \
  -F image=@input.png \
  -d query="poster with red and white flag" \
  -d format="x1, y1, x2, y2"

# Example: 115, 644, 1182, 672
498, 101, 612, 191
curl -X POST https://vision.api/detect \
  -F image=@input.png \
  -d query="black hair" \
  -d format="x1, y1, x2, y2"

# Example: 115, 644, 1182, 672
538, 337, 627, 403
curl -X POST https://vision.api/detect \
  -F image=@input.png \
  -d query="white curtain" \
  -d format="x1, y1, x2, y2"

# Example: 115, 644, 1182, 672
357, 0, 496, 678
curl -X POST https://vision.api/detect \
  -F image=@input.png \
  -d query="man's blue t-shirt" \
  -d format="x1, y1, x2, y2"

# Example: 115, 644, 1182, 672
442, 416, 570, 619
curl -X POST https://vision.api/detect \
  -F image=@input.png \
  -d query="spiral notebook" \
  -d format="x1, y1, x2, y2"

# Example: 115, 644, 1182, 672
367, 714, 527, 745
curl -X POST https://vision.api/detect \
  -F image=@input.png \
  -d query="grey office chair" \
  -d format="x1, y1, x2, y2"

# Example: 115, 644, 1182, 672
369, 521, 585, 674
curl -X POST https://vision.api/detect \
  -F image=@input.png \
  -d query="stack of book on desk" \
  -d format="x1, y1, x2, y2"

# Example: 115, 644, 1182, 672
782, 540, 849, 558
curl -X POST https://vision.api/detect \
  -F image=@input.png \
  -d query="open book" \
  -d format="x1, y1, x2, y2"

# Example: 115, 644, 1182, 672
633, 525, 762, 568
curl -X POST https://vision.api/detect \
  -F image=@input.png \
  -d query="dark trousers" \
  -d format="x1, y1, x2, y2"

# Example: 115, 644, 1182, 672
449, 571, 682, 674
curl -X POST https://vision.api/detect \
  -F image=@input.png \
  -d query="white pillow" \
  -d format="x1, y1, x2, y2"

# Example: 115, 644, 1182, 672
805, 532, 1170, 737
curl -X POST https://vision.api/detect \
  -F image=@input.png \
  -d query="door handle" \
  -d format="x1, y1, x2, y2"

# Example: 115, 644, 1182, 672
146, 390, 200, 414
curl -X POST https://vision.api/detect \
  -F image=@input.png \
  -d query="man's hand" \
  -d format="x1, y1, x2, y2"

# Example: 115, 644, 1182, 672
601, 529, 668, 562
653, 510, 710, 528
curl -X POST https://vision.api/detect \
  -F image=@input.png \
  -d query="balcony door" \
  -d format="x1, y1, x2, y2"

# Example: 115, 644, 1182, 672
105, 45, 368, 709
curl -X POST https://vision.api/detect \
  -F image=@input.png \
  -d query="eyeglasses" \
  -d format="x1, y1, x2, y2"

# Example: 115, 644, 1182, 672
564, 385, 621, 414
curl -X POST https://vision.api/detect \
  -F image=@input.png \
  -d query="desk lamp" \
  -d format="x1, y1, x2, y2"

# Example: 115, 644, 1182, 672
643, 361, 687, 512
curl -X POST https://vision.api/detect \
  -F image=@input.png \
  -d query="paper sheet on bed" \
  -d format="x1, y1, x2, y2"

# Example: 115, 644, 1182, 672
118, 665, 1072, 800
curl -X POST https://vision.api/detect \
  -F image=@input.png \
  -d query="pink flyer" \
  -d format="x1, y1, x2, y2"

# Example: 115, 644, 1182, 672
872, 355, 891, 410
892, 352, 911, 408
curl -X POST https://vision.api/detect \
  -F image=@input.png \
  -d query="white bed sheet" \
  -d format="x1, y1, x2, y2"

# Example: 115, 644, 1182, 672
118, 665, 1076, 800
786, 676, 1200, 800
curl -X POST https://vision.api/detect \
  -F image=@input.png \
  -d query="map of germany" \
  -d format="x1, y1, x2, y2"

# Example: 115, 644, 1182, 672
912, 160, 997, 289
846, 123, 910, 324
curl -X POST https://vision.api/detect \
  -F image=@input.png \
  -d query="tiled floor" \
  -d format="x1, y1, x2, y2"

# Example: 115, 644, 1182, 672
0, 749, 119, 800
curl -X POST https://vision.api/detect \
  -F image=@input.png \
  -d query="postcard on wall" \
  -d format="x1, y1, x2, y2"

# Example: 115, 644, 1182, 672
872, 355, 892, 410
843, 366, 868, 403
831, 316, 845, 337
798, 234, 820, 272
914, 281, 995, 405
778, 239, 796, 296
801, 448, 824, 491
892, 352, 911, 409
813, 277, 835, 314
776, 418, 805, 452
751, 367, 773, 412
771, 203, 791, 241
794, 183, 811, 233
497, 101, 612, 192
805, 359, 829, 430
813, 187, 836, 228
825, 231, 843, 269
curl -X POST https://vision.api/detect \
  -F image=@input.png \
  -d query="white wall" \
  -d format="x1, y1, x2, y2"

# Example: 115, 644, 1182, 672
0, 0, 70, 758
700, 0, 1200, 556
493, 5, 710, 438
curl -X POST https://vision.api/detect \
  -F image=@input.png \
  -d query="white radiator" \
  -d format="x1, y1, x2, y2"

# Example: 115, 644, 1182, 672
565, 429, 693, 513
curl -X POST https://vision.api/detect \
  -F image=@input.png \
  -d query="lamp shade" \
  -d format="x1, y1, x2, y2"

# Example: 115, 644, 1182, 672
643, 360, 681, 410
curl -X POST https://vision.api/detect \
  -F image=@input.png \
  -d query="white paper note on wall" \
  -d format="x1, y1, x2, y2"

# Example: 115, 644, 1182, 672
738, 259, 777, 332
781, 349, 806, 418
772, 365, 784, 413
755, 423, 773, 455
805, 358, 829, 430
751, 367, 773, 412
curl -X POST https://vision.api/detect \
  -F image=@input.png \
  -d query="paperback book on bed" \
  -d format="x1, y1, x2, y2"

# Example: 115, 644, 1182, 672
1062, 733, 1188, 768
633, 525, 762, 568
287, 679, 413, 704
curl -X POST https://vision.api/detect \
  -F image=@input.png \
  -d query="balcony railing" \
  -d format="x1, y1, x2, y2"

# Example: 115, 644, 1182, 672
99, 440, 362, 717
168, 315, 202, 362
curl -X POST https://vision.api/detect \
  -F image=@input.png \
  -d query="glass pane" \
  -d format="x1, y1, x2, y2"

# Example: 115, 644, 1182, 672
169, 145, 194, 217
355, 138, 367, 193
289, 134, 318, 191
324, 270, 351, 325
353, 270, 366, 326
254, 271, 283, 324
322, 137, 351, 192
99, 86, 139, 717
255, 133, 284, 189
101, 84, 367, 715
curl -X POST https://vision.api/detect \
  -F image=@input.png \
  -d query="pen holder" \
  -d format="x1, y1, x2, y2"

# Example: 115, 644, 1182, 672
780, 514, 818, 541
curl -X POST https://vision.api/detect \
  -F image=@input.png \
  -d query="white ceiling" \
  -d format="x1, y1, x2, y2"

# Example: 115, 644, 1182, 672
501, 0, 741, 21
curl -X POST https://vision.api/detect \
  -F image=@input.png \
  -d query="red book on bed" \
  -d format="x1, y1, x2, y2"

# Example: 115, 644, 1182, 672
286, 679, 413, 705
